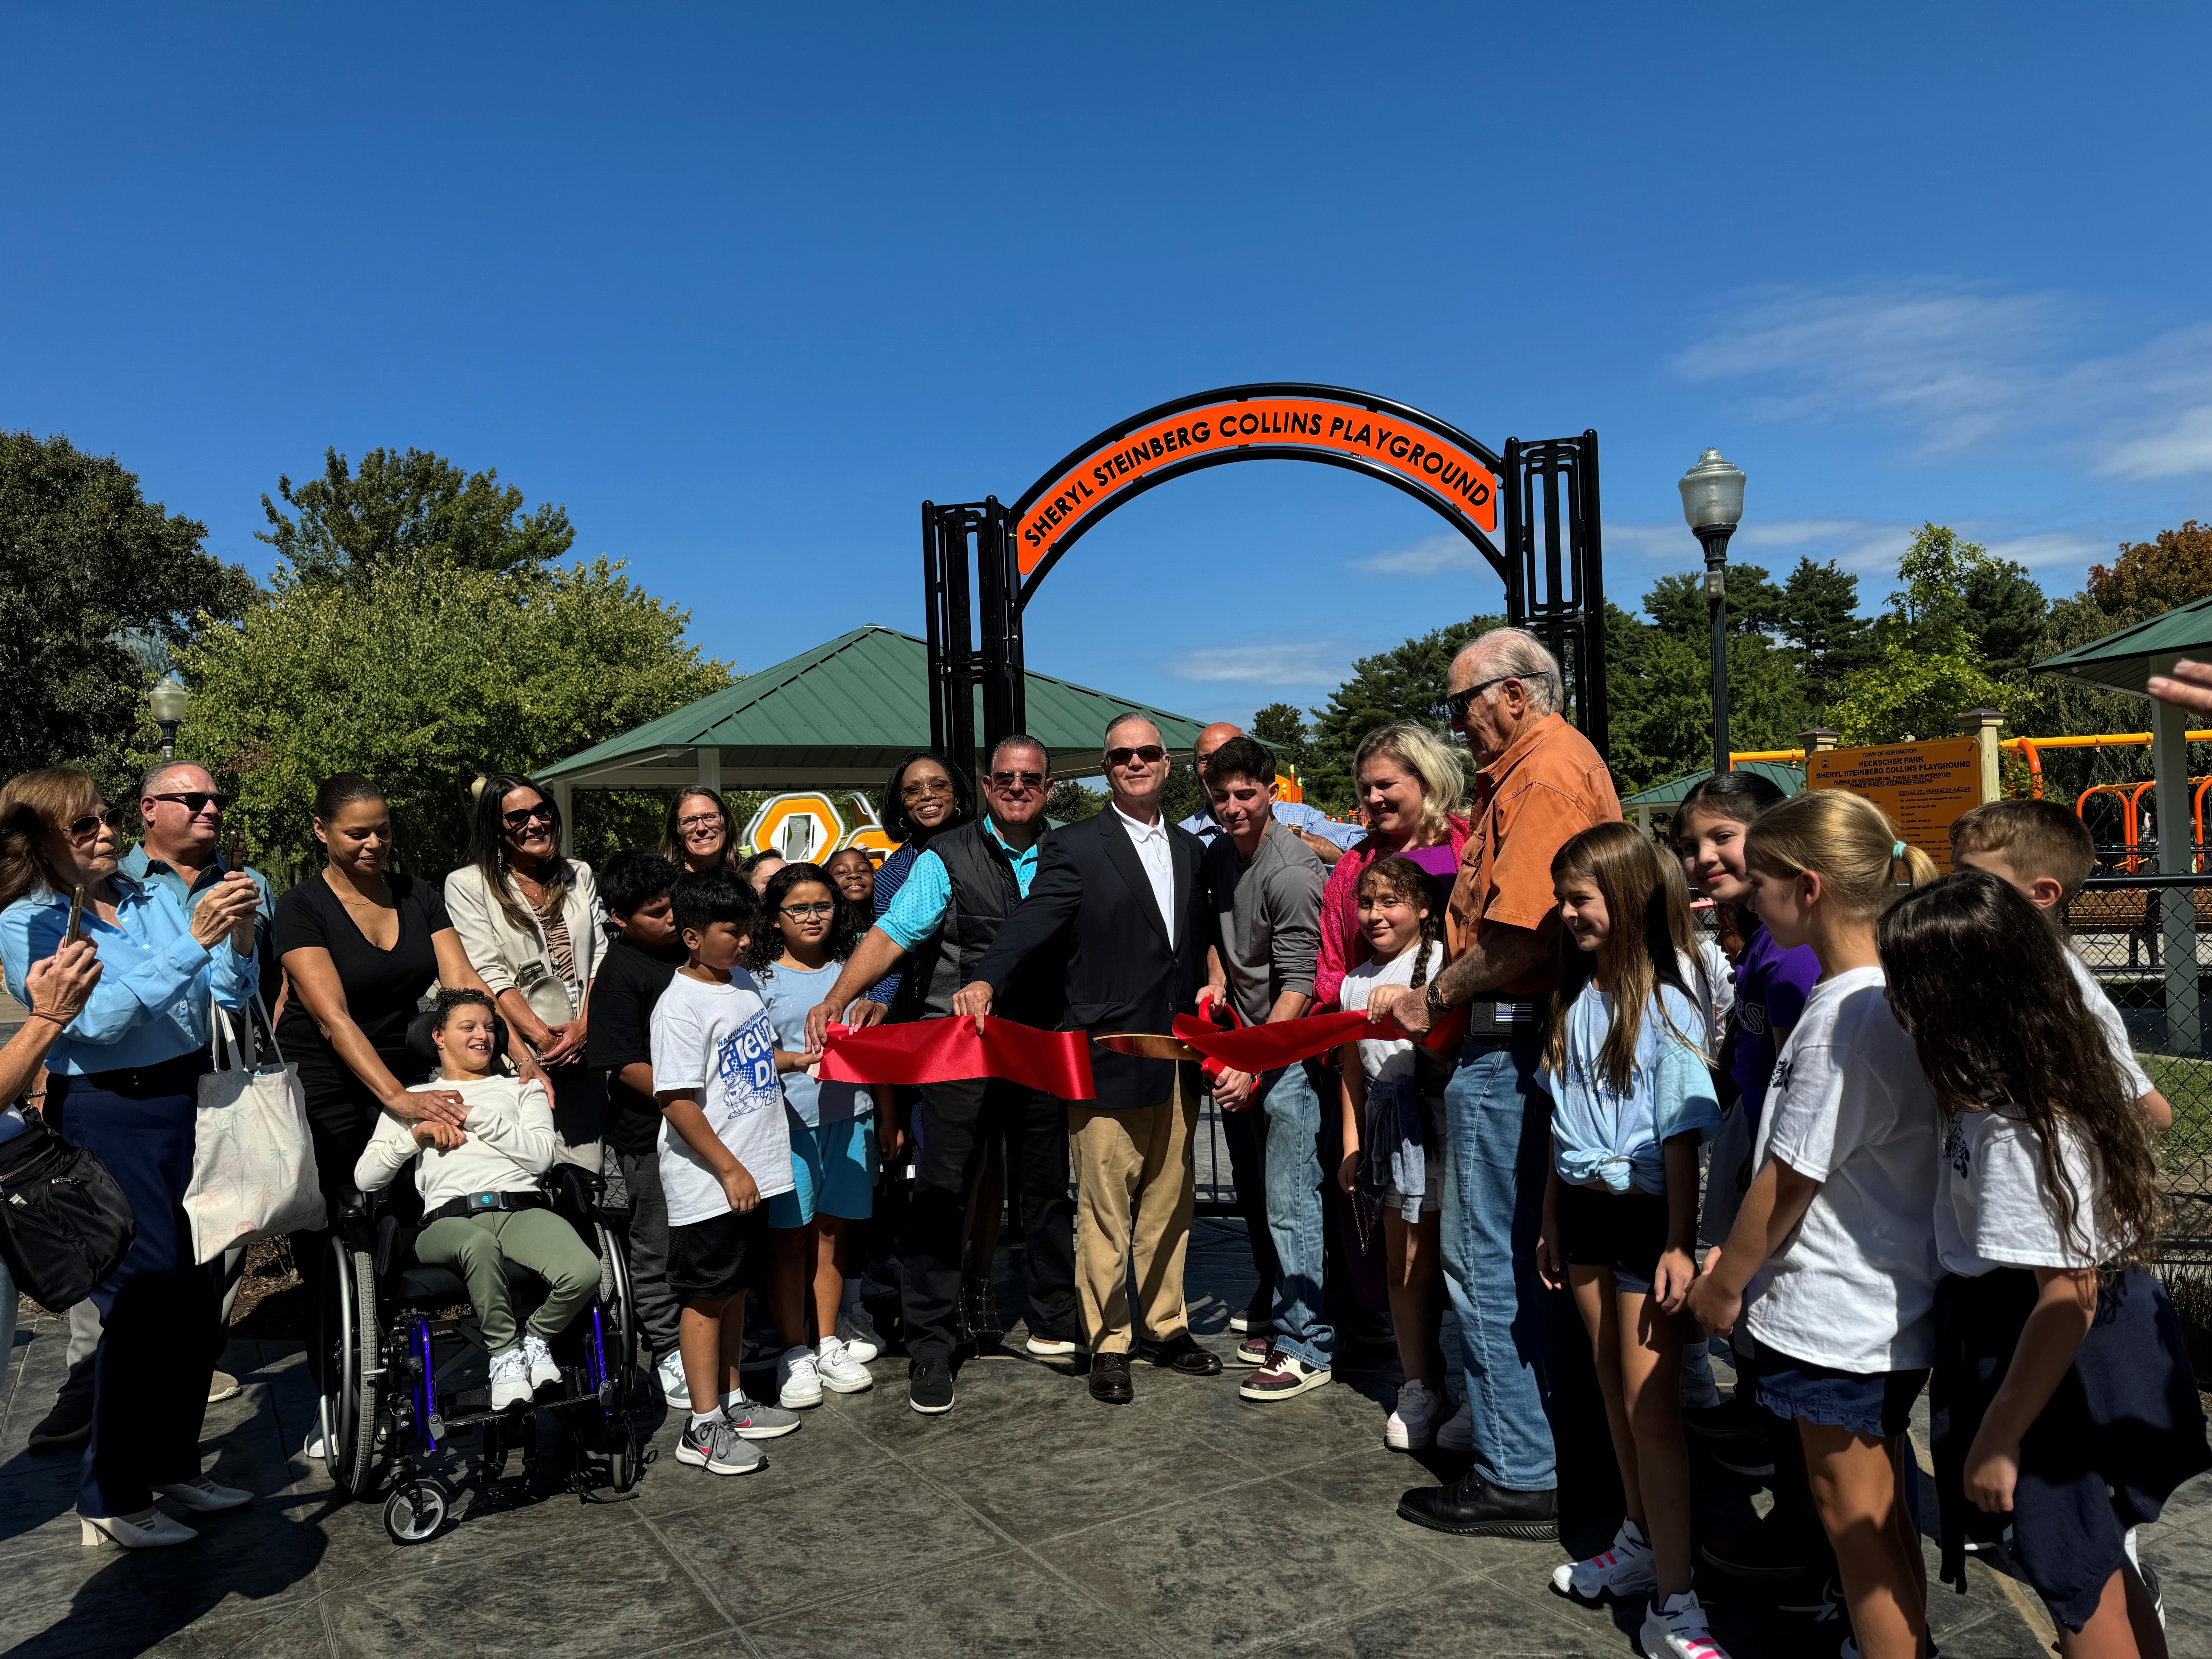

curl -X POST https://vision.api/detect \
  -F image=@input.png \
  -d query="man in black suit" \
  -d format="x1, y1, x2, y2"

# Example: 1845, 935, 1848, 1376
955, 714, 1225, 1403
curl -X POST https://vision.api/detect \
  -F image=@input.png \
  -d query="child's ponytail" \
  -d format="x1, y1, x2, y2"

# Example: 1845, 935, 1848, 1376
1745, 790, 1936, 918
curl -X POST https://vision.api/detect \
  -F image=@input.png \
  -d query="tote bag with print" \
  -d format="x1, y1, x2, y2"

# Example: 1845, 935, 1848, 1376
182, 995, 326, 1264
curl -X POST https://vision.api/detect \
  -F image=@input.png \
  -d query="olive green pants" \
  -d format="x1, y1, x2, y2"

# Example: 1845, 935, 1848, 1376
415, 1209, 599, 1354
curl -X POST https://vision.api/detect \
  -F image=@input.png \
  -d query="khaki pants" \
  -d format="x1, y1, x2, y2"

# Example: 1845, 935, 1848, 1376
1068, 1066, 1199, 1355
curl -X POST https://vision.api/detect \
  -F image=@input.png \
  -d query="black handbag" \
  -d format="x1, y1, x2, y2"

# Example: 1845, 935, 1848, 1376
0, 1115, 135, 1312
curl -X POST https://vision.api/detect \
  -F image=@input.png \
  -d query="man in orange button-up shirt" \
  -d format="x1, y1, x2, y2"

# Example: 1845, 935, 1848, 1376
1374, 626, 1621, 1540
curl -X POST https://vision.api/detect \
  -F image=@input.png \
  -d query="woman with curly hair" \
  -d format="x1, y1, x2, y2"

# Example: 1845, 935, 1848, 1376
744, 861, 884, 1408
1879, 870, 2209, 1657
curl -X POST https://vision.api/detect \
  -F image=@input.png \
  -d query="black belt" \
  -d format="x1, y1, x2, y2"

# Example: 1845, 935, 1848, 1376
61, 1050, 214, 1099
426, 1190, 549, 1224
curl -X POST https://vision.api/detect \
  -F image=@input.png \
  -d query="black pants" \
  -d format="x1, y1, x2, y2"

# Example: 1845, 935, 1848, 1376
1216, 1091, 1278, 1316
902, 1077, 1078, 1364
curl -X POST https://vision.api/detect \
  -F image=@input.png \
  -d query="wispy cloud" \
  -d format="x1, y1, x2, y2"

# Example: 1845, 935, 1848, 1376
1164, 641, 1350, 687
1349, 534, 1490, 576
1676, 281, 2212, 478
1606, 517, 1915, 577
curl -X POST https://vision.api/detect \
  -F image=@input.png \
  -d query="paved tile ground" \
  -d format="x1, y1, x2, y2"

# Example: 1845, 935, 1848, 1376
3, 1220, 2207, 1658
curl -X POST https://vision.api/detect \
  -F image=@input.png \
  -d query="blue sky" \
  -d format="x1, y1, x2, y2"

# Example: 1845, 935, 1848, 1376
5, 4, 2209, 729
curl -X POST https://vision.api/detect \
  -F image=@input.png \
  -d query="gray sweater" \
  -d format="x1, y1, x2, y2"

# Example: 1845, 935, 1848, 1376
1204, 821, 1327, 1027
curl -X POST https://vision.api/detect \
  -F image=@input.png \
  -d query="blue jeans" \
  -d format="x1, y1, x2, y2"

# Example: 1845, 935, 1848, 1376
1257, 1062, 1333, 1370
1441, 1037, 1556, 1490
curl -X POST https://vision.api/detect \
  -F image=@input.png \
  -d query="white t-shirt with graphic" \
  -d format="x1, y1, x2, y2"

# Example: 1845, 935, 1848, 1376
649, 970, 796, 1227
1937, 1109, 2108, 1277
1743, 965, 1941, 1373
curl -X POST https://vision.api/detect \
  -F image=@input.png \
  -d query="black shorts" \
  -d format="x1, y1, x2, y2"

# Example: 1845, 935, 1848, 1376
1556, 1181, 1671, 1291
667, 1207, 769, 1302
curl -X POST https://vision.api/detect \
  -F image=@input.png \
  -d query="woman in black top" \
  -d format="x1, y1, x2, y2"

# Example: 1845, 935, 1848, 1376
274, 774, 499, 1393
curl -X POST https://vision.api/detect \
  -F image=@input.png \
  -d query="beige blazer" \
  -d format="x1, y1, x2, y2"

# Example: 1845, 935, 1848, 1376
442, 860, 608, 1029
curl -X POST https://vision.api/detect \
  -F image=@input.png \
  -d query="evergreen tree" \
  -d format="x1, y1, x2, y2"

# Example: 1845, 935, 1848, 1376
259, 447, 575, 588
1776, 557, 1877, 707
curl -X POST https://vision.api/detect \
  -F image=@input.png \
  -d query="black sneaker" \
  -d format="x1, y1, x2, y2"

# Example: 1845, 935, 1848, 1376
1396, 1472, 1559, 1540
1700, 1520, 1819, 1582
26, 1391, 93, 1452
908, 1358, 955, 1415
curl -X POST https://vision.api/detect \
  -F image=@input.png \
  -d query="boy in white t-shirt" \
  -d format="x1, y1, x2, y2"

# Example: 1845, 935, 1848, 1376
1948, 799, 2172, 1129
651, 870, 801, 1477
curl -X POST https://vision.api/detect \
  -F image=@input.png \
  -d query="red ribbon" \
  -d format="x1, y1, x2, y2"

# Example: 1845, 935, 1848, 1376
818, 1018, 1097, 1100
1174, 999, 1470, 1076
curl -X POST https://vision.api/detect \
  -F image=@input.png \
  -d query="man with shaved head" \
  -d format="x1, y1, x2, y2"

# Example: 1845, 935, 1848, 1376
1371, 627, 1620, 1540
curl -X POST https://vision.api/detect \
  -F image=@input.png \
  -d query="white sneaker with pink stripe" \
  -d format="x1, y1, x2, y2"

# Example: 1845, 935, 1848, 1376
1640, 1589, 1731, 1659
1548, 1517, 1656, 1604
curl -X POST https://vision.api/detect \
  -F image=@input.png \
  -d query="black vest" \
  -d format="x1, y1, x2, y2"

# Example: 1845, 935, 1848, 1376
907, 819, 1062, 1025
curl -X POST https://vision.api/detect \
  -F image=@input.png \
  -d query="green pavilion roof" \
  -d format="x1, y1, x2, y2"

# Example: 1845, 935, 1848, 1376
2032, 594, 2212, 697
538, 625, 1207, 790
1620, 760, 1806, 810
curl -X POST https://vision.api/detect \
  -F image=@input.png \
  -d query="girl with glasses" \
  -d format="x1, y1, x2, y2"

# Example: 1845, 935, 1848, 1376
444, 775, 610, 1169
742, 863, 883, 1407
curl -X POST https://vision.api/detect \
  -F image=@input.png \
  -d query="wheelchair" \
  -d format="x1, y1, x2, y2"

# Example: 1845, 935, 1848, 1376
314, 1012, 644, 1544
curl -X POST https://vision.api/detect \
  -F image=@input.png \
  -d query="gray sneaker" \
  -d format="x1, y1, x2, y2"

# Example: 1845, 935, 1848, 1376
723, 1393, 803, 1440
675, 1415, 766, 1476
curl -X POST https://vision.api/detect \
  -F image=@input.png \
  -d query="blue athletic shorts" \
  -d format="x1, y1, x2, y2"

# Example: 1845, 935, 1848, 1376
768, 1115, 878, 1228
1753, 1338, 1928, 1438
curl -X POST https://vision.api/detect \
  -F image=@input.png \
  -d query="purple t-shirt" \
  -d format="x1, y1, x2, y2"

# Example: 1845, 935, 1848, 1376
1729, 922, 1821, 1123
1405, 843, 1459, 896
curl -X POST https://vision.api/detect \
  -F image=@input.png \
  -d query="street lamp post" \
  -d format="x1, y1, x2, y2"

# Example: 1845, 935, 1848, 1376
149, 675, 189, 761
1679, 448, 1747, 777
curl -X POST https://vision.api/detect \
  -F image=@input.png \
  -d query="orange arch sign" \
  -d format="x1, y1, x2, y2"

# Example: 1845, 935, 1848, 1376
1012, 385, 1503, 591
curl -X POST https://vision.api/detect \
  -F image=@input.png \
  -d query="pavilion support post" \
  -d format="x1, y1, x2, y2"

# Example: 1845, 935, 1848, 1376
2150, 652, 2202, 1055
696, 747, 721, 793
550, 780, 574, 858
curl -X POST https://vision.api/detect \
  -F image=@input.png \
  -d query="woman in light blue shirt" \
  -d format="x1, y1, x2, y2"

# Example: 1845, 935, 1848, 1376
0, 767, 264, 1550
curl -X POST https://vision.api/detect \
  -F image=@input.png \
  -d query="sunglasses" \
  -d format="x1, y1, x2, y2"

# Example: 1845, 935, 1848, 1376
1104, 745, 1166, 769
778, 901, 836, 920
989, 769, 1046, 790
148, 791, 228, 814
902, 777, 955, 800
1446, 670, 1553, 725
502, 803, 557, 830
65, 806, 123, 841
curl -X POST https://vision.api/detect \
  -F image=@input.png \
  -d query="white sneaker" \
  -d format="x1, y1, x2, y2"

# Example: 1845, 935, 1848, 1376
1435, 1395, 1474, 1451
1640, 1589, 1731, 1659
655, 1351, 690, 1410
1386, 1379, 1446, 1451
1550, 1518, 1657, 1604
814, 1336, 874, 1394
522, 1334, 562, 1393
302, 1425, 327, 1463
836, 1304, 883, 1364
776, 1345, 824, 1408
81, 1508, 197, 1549
489, 1347, 532, 1411
153, 1477, 253, 1513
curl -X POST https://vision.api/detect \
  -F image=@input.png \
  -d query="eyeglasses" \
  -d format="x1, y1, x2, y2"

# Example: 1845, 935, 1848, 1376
902, 777, 955, 800
1104, 745, 1166, 769
676, 813, 724, 833
148, 791, 228, 814
778, 901, 836, 920
1446, 671, 1553, 725
989, 769, 1046, 790
502, 803, 556, 830
64, 806, 122, 841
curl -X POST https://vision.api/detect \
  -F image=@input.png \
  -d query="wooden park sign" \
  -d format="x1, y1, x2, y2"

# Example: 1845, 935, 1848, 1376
1807, 737, 1983, 870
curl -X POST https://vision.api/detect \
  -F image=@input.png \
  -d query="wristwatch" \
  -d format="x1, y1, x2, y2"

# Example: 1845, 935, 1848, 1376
1424, 982, 1450, 1022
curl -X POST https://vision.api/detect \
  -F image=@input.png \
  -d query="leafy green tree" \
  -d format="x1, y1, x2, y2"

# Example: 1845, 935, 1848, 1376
1885, 523, 2047, 675
1250, 702, 1310, 773
1300, 615, 1500, 811
168, 552, 729, 879
1607, 628, 1813, 795
1776, 557, 1877, 707
2086, 521, 2212, 617
1046, 780, 1105, 823
258, 447, 575, 588
1641, 563, 1785, 639
0, 431, 257, 792
1829, 641, 2020, 747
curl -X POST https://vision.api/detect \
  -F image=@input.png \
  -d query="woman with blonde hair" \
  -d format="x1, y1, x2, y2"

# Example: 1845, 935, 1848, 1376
0, 767, 264, 1548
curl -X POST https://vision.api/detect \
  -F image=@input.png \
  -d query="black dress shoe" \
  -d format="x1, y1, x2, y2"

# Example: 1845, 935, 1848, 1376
26, 1391, 94, 1452
1396, 1472, 1559, 1540
1136, 1332, 1223, 1376
1089, 1352, 1134, 1404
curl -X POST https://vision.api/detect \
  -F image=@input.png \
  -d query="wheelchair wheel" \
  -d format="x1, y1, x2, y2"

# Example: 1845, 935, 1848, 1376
383, 1475, 448, 1545
596, 1221, 637, 1410
321, 1238, 383, 1499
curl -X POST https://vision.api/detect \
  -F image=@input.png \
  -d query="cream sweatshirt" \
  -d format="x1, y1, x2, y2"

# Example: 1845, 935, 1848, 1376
353, 1074, 558, 1210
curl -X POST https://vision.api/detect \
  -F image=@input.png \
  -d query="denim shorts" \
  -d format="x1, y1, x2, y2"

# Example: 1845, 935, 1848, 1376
1753, 1338, 1929, 1437
768, 1114, 878, 1228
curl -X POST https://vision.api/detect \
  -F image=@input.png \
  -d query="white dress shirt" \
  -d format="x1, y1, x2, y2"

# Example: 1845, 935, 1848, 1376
1114, 802, 1177, 946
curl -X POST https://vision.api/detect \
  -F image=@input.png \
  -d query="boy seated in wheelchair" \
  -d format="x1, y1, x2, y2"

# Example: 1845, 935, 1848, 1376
354, 988, 601, 1412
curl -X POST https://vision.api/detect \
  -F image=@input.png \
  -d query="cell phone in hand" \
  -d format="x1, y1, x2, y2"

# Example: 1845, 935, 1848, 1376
64, 885, 85, 943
